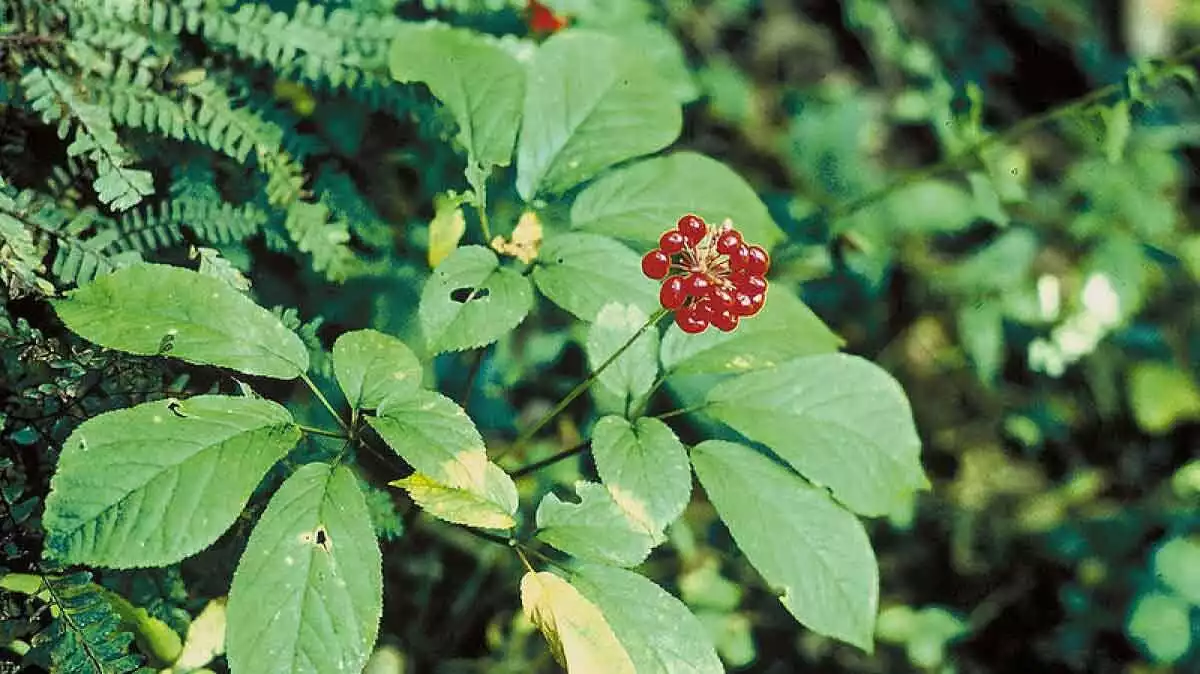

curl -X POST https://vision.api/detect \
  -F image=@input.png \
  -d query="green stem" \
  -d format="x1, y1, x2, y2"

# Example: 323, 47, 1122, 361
655, 402, 711, 420
299, 372, 348, 432
475, 183, 492, 242
511, 440, 589, 479
499, 308, 668, 458
629, 372, 669, 419
827, 43, 1200, 226
297, 424, 347, 439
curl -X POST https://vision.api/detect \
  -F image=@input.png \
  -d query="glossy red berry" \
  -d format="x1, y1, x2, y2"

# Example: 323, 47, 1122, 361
641, 250, 670, 279
715, 230, 743, 255
676, 305, 709, 333
659, 276, 687, 309
676, 214, 707, 244
728, 243, 751, 270
711, 308, 739, 332
527, 0, 568, 34
738, 274, 767, 296
745, 245, 770, 275
659, 230, 686, 254
743, 292, 766, 316
684, 273, 711, 297
710, 287, 735, 310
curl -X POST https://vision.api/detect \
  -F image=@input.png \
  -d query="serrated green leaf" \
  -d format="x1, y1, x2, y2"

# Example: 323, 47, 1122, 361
586, 303, 659, 405
691, 440, 878, 651
419, 245, 533, 354
42, 395, 299, 568
520, 570, 636, 674
661, 289, 842, 376
52, 263, 308, 379
532, 233, 658, 321
332, 329, 422, 410
570, 564, 722, 674
535, 481, 655, 567
1153, 536, 1200, 606
367, 388, 491, 493
516, 30, 681, 200
227, 463, 382, 674
592, 416, 689, 535
389, 23, 524, 191
390, 462, 518, 530
1127, 591, 1192, 664
707, 354, 927, 517
571, 152, 784, 249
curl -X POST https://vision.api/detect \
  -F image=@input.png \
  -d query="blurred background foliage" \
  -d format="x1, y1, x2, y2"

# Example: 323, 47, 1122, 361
2, 0, 1199, 672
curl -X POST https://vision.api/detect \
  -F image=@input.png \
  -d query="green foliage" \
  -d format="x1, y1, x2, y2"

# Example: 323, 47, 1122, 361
30, 572, 148, 674
590, 416, 690, 536
532, 233, 659, 320
418, 245, 533, 353
535, 481, 656, 567
331, 329, 422, 409
585, 303, 659, 407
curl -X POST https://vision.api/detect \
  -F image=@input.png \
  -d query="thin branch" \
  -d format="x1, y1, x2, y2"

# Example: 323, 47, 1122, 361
511, 440, 589, 479
297, 424, 347, 439
299, 372, 348, 432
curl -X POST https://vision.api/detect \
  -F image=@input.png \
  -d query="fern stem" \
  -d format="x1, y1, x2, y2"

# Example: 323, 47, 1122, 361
499, 308, 668, 459
299, 373, 349, 432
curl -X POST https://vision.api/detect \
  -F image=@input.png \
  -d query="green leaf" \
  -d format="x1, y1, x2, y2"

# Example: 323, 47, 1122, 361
227, 463, 382, 674
570, 564, 722, 674
707, 354, 927, 517
516, 30, 681, 200
42, 395, 299, 568
520, 570, 637, 673
332, 329, 422, 410
661, 289, 842, 376
532, 233, 658, 321
367, 388, 491, 493
535, 481, 655, 567
586, 303, 659, 405
389, 23, 524, 192
1126, 591, 1192, 664
389, 462, 518, 530
571, 152, 784, 249
691, 440, 878, 651
957, 301, 1003, 383
591, 416, 690, 535
886, 180, 976, 234
1153, 536, 1200, 606
52, 263, 308, 379
1127, 362, 1200, 435
419, 245, 533, 354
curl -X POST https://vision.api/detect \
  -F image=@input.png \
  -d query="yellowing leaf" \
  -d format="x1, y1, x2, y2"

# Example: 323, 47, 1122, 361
491, 211, 543, 264
1128, 362, 1200, 434
519, 571, 636, 674
390, 463, 518, 531
428, 196, 467, 268
168, 597, 227, 672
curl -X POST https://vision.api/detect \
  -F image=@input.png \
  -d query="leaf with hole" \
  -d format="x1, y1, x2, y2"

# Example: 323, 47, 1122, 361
516, 30, 681, 200
706, 354, 927, 516
419, 245, 533, 354
533, 234, 658, 321
332, 329, 422, 411
226, 463, 382, 674
42, 395, 299, 568
692, 440, 878, 651
52, 264, 308, 379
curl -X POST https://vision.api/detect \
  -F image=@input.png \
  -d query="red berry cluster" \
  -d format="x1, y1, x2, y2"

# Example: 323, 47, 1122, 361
641, 214, 770, 334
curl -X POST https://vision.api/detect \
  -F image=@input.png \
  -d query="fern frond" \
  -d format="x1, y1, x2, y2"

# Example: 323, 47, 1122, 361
111, 192, 268, 254
31, 571, 147, 674
283, 200, 355, 282
20, 67, 154, 211
0, 184, 53, 297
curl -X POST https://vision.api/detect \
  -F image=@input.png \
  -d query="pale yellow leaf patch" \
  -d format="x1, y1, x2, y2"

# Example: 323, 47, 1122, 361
491, 211, 543, 264
605, 484, 666, 545
390, 469, 517, 530
163, 597, 226, 672
519, 571, 635, 674
428, 197, 467, 268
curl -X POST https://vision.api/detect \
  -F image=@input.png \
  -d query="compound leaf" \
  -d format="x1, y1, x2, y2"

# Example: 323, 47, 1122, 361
692, 440, 878, 651
42, 395, 299, 568
226, 463, 382, 674
52, 263, 308, 379
419, 245, 533, 354
571, 152, 784, 249
707, 354, 927, 517
516, 31, 681, 200
533, 233, 658, 321
570, 564, 722, 674
332, 329, 422, 410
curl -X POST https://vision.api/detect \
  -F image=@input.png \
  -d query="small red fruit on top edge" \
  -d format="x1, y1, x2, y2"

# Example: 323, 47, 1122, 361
676, 214, 707, 244
641, 250, 670, 279
745, 245, 770, 275
659, 230, 686, 254
728, 243, 751, 270
715, 230, 742, 255
527, 0, 568, 34
659, 276, 687, 310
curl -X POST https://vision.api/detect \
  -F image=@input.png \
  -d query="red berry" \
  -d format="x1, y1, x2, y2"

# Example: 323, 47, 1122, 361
738, 274, 767, 296
745, 245, 770, 275
731, 292, 754, 315
743, 292, 766, 316
727, 243, 751, 270
676, 214, 707, 244
676, 305, 708, 333
710, 287, 735, 309
659, 276, 686, 309
641, 250, 670, 279
659, 230, 686, 254
711, 308, 739, 332
684, 273, 711, 297
715, 230, 743, 255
